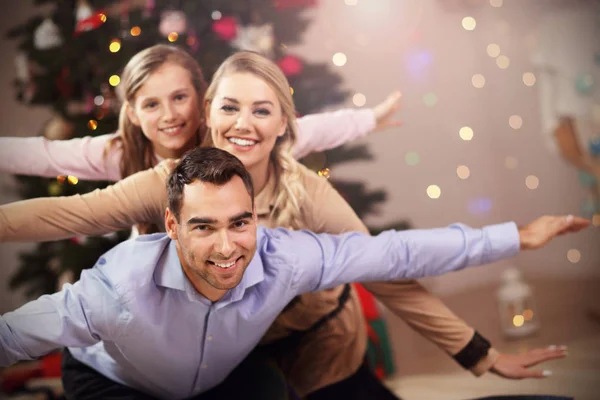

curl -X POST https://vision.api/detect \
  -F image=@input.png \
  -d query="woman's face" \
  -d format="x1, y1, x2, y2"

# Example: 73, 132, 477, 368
206, 72, 287, 172
127, 62, 202, 159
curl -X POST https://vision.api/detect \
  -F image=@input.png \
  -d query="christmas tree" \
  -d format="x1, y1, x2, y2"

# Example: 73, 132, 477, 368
6, 0, 407, 299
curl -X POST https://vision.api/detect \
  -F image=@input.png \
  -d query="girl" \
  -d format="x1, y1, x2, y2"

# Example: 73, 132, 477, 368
0, 50, 566, 398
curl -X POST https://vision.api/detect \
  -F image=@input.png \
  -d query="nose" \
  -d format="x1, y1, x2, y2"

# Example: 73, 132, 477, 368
235, 111, 250, 132
163, 102, 177, 122
215, 230, 234, 258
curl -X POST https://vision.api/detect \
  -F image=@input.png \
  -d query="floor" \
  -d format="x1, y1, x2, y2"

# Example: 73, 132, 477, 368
381, 278, 600, 400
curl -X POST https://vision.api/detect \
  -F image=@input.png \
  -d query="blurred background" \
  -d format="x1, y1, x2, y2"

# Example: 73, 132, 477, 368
0, 0, 598, 399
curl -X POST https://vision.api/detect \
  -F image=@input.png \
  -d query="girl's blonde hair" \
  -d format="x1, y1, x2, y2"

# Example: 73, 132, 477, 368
203, 51, 306, 229
109, 44, 207, 179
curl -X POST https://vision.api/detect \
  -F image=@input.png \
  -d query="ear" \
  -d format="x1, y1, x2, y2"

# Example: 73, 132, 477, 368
165, 208, 179, 240
277, 115, 288, 137
126, 103, 141, 127
204, 100, 212, 128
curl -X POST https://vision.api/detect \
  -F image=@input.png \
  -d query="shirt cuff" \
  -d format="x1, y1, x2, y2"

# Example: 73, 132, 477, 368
470, 347, 500, 377
482, 222, 520, 265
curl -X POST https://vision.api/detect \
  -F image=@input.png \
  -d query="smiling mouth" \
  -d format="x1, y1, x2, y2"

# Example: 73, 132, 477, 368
159, 123, 186, 134
227, 137, 258, 147
207, 256, 242, 269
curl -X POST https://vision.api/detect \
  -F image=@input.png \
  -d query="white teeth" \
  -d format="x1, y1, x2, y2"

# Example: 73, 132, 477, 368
214, 261, 235, 268
228, 137, 256, 147
161, 125, 183, 133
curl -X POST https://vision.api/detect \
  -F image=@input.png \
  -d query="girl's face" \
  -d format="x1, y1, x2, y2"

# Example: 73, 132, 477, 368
127, 62, 202, 159
206, 72, 287, 172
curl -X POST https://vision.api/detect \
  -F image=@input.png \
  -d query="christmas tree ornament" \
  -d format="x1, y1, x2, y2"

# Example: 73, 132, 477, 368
231, 24, 274, 57
212, 16, 238, 41
74, 0, 107, 35
44, 116, 75, 140
277, 55, 303, 77
76, 0, 94, 22
159, 10, 187, 37
497, 268, 540, 338
34, 19, 62, 49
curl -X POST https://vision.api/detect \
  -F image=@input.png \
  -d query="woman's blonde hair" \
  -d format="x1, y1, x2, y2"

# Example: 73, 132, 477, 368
203, 51, 306, 229
108, 44, 207, 179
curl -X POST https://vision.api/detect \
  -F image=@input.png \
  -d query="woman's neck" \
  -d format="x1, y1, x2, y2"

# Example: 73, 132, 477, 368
247, 157, 272, 196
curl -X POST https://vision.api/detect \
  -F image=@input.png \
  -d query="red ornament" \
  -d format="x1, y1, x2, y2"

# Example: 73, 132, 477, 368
74, 10, 107, 35
277, 55, 303, 77
274, 0, 317, 10
212, 16, 238, 41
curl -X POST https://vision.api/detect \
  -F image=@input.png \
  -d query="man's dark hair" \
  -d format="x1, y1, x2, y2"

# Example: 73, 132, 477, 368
167, 147, 255, 220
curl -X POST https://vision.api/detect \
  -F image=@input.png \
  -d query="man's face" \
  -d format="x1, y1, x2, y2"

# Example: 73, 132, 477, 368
165, 176, 257, 301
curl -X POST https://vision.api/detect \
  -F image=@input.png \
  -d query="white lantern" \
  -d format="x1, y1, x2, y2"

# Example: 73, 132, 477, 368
497, 267, 540, 338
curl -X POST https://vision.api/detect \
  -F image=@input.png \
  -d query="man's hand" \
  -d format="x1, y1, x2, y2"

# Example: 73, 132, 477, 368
372, 91, 403, 132
518, 215, 590, 250
491, 346, 567, 379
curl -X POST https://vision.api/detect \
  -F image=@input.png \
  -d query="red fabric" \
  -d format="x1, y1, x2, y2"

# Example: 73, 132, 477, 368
41, 352, 62, 377
353, 283, 379, 321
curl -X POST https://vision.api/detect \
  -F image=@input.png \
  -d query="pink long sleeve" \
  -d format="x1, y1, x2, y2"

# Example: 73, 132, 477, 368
0, 133, 123, 181
293, 108, 376, 160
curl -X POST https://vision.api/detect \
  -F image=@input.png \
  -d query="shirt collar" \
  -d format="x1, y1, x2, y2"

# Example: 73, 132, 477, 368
153, 232, 266, 304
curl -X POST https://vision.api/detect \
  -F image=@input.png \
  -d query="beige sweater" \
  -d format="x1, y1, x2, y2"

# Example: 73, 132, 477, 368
0, 160, 498, 394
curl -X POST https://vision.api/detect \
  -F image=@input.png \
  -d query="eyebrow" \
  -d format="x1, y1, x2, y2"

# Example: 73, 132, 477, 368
186, 211, 253, 226
222, 96, 274, 107
140, 88, 190, 101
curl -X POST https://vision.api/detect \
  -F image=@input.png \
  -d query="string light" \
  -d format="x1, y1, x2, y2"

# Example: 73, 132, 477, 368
57, 175, 79, 185
496, 55, 510, 69
457, 165, 470, 179
472, 74, 485, 88
487, 44, 500, 57
212, 11, 222, 20
332, 52, 347, 66
513, 315, 524, 327
405, 152, 420, 166
509, 115, 523, 129
427, 185, 441, 199
130, 26, 141, 36
525, 175, 539, 189
109, 39, 121, 53
522, 72, 536, 86
523, 309, 534, 321
567, 249, 581, 263
94, 96, 104, 106
423, 93, 437, 107
459, 126, 474, 141
318, 168, 330, 178
462, 17, 476, 31
109, 75, 120, 87
87, 120, 98, 130
352, 93, 366, 107
168, 32, 178, 42
289, 86, 294, 95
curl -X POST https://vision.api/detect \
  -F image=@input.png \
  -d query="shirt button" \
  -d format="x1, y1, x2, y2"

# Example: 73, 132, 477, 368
207, 335, 213, 341
201, 363, 208, 369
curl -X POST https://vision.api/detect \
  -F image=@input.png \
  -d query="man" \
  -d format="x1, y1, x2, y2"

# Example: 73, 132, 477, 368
0, 148, 589, 399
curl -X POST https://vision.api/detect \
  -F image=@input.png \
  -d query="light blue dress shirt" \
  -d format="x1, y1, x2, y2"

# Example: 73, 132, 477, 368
0, 223, 519, 399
